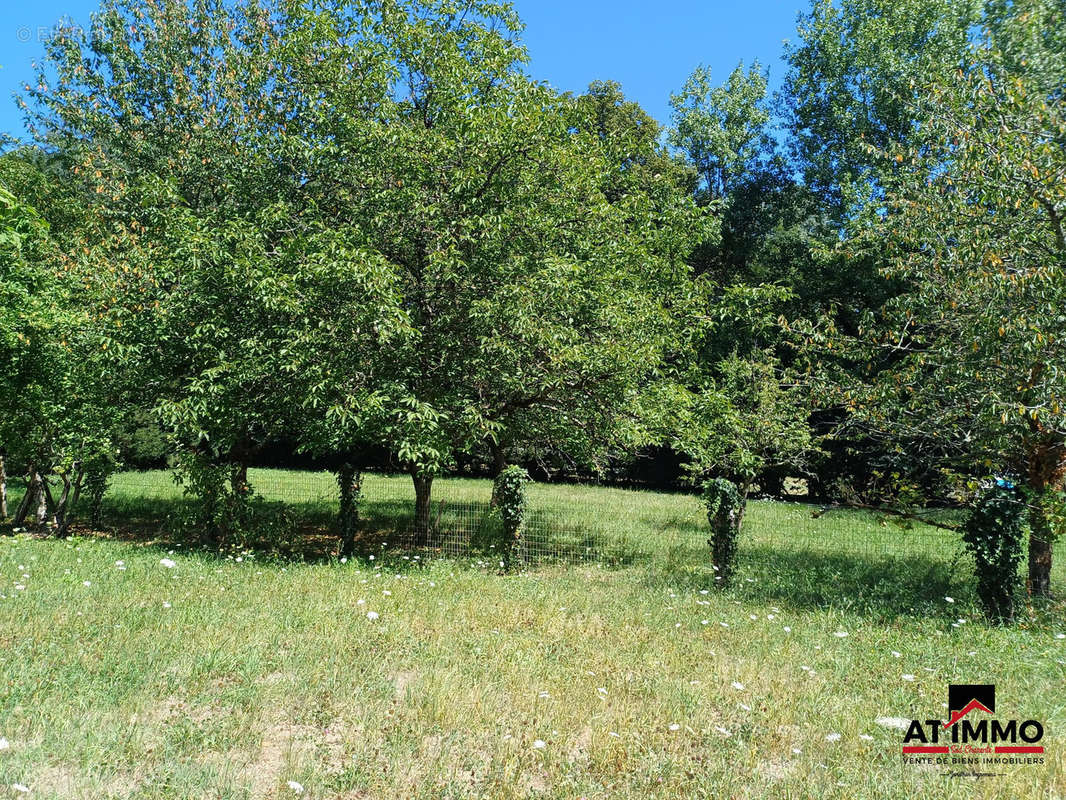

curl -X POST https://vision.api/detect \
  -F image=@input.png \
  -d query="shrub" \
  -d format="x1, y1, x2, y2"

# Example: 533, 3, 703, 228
172, 453, 291, 550
702, 478, 745, 585
963, 480, 1026, 623
491, 466, 530, 571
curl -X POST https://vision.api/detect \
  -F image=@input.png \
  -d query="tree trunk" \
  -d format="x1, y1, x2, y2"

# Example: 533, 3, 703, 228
1024, 436, 1064, 597
337, 463, 362, 558
1028, 509, 1054, 597
52, 464, 82, 538
411, 472, 434, 547
0, 452, 7, 520
491, 442, 508, 476
33, 472, 48, 527
12, 466, 35, 527
230, 460, 250, 498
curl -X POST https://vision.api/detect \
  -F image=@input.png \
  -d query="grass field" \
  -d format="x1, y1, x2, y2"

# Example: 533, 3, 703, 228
1, 471, 1064, 798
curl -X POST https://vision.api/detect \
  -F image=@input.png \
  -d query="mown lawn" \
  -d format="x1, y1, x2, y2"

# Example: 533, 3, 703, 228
0, 473, 1064, 798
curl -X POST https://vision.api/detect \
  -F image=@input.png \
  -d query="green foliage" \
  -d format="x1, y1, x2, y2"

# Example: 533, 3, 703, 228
963, 482, 1027, 623
669, 62, 770, 203
171, 452, 291, 550
701, 477, 745, 585
490, 465, 530, 571
803, 0, 1066, 593
0, 152, 121, 532
782, 0, 982, 219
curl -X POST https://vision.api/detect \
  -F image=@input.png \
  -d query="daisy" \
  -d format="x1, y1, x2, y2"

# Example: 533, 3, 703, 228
668, 723, 680, 731
533, 739, 546, 749
366, 611, 379, 621
825, 733, 841, 742
286, 780, 304, 793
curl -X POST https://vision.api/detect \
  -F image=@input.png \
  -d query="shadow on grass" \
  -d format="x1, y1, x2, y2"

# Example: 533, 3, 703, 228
23, 492, 650, 570
644, 539, 973, 621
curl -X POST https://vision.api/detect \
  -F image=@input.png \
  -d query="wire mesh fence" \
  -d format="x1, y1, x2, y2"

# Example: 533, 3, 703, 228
21, 468, 1037, 584
3, 466, 1061, 588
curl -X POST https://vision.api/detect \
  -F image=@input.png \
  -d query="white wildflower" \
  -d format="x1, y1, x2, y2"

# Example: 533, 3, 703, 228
901, 674, 915, 682
731, 681, 745, 690
159, 558, 176, 568
825, 733, 841, 742
533, 739, 546, 749
366, 611, 379, 621
286, 780, 304, 793
875, 717, 912, 731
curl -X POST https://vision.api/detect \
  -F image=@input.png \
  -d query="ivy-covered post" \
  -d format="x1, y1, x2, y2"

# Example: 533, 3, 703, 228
962, 479, 1027, 624
337, 463, 363, 558
702, 478, 745, 585
492, 466, 530, 571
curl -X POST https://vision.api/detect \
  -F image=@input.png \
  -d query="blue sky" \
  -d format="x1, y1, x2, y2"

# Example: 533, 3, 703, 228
0, 0, 805, 140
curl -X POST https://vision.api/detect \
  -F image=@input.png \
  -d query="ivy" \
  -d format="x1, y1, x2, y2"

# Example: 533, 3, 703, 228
490, 466, 530, 572
702, 478, 745, 585
963, 481, 1027, 624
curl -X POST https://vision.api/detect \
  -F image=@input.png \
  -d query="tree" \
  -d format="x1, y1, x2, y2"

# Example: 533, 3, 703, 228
815, 0, 1066, 595
669, 61, 771, 205
781, 0, 983, 220
674, 285, 815, 498
0, 150, 119, 534
21, 0, 305, 532
281, 0, 708, 542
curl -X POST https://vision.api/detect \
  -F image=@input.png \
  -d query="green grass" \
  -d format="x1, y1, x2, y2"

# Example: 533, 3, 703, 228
1, 471, 1064, 798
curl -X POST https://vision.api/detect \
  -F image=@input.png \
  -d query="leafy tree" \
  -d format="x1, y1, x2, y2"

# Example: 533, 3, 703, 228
675, 285, 815, 497
20, 0, 304, 524
0, 151, 118, 534
669, 61, 771, 205
781, 0, 982, 220
813, 0, 1066, 595
281, 1, 708, 541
